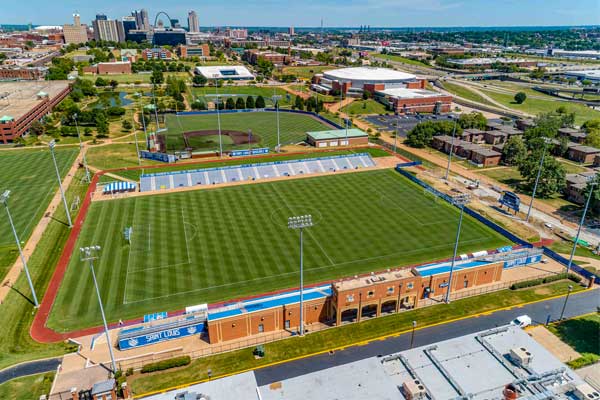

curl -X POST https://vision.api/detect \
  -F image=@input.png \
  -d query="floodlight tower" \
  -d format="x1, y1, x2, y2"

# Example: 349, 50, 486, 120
445, 194, 470, 304
526, 137, 551, 222
271, 92, 282, 152
288, 215, 313, 336
445, 114, 459, 181
566, 181, 597, 273
80, 245, 117, 373
213, 74, 223, 157
1, 190, 39, 307
49, 139, 72, 228
73, 113, 91, 182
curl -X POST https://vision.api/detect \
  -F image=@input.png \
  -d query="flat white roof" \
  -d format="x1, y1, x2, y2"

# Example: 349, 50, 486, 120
324, 67, 416, 82
564, 69, 600, 78
377, 88, 443, 99
194, 65, 254, 80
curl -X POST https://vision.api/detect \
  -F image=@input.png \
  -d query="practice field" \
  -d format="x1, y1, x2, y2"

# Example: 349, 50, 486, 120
48, 168, 510, 331
163, 111, 334, 152
0, 148, 78, 280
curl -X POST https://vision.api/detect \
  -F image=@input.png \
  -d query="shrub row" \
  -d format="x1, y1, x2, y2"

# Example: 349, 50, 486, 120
567, 353, 599, 369
510, 273, 582, 290
141, 355, 191, 373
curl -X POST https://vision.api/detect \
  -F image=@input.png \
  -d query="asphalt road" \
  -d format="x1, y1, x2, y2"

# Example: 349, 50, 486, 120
254, 288, 599, 386
0, 357, 61, 385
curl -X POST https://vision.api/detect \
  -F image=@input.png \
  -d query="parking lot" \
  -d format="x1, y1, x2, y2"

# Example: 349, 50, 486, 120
364, 113, 458, 137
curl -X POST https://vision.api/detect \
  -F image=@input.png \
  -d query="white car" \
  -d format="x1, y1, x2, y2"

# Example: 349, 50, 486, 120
510, 315, 532, 328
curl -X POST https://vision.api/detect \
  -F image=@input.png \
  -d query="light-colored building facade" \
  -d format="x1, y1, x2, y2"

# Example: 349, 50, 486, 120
92, 19, 125, 43
63, 14, 88, 45
188, 11, 200, 33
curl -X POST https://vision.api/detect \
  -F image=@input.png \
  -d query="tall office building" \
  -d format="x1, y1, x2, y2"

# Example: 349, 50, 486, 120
63, 13, 88, 44
188, 10, 199, 32
95, 14, 108, 21
132, 9, 150, 31
122, 16, 137, 40
92, 18, 125, 43
288, 26, 295, 36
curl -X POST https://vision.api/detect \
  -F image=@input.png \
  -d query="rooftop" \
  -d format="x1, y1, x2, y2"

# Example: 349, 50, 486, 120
376, 87, 444, 99
194, 65, 254, 80
306, 128, 368, 140
333, 268, 415, 291
323, 67, 416, 82
0, 80, 70, 122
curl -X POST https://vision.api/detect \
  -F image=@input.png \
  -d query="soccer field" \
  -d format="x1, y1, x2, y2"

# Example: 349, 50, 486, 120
48, 168, 510, 331
163, 111, 334, 152
0, 148, 78, 280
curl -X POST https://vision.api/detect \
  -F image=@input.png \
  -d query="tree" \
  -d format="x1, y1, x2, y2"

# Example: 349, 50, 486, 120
150, 68, 164, 85
514, 92, 527, 104
582, 174, 600, 216
255, 95, 266, 108
406, 121, 462, 148
245, 96, 255, 109
109, 80, 118, 90
122, 120, 132, 131
192, 74, 207, 86
294, 95, 305, 110
582, 119, 600, 135
457, 112, 487, 130
256, 58, 274, 77
29, 120, 45, 136
95, 112, 109, 136
552, 135, 570, 157
83, 127, 93, 136
584, 131, 600, 148
235, 97, 246, 109
501, 136, 527, 165
362, 90, 372, 100
95, 77, 108, 87
518, 152, 566, 198
225, 97, 235, 110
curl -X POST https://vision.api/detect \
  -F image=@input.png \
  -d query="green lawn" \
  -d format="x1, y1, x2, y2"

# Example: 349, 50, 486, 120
346, 99, 388, 115
163, 111, 333, 152
548, 314, 600, 355
128, 280, 582, 395
375, 53, 431, 67
478, 88, 600, 125
189, 86, 292, 106
80, 72, 190, 84
48, 169, 509, 331
0, 148, 78, 280
281, 65, 334, 79
442, 82, 496, 107
0, 372, 55, 400
0, 171, 87, 370
87, 143, 162, 170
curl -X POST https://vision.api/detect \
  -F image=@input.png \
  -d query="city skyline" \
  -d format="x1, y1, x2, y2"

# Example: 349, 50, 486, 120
3, 0, 599, 28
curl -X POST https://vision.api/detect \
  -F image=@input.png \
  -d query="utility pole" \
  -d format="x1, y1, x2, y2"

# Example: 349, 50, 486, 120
288, 215, 313, 336
410, 320, 417, 349
559, 285, 573, 320
81, 246, 117, 373
214, 74, 223, 158
526, 138, 550, 222
445, 115, 458, 181
1, 190, 39, 307
49, 139, 72, 228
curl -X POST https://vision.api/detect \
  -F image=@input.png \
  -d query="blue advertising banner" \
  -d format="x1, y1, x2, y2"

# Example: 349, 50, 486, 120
118, 321, 205, 350
140, 151, 176, 163
503, 254, 542, 269
230, 148, 270, 157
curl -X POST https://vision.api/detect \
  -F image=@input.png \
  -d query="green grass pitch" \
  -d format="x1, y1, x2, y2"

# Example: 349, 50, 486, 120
0, 148, 78, 280
48, 168, 510, 331
163, 111, 334, 152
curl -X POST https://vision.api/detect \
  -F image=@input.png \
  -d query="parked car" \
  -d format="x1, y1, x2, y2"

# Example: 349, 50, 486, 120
510, 315, 532, 328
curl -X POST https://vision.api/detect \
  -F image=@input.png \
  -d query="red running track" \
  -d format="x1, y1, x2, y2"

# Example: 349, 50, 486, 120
30, 146, 414, 342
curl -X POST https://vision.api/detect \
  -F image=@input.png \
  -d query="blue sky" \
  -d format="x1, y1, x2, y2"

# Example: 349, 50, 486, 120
5, 0, 600, 27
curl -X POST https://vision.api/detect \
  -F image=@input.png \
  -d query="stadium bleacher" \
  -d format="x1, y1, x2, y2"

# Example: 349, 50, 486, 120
140, 153, 376, 192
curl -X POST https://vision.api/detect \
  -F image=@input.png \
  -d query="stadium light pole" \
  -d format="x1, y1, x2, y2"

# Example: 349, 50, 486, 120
213, 74, 223, 158
271, 93, 282, 152
445, 195, 470, 304
132, 110, 141, 166
49, 139, 72, 228
1, 190, 39, 307
73, 113, 91, 183
409, 320, 417, 349
288, 215, 313, 336
444, 114, 459, 181
525, 137, 551, 223
566, 181, 597, 273
80, 245, 117, 374
140, 103, 148, 149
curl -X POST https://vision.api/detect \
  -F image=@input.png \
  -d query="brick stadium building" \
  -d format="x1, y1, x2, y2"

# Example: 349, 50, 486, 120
311, 67, 451, 112
178, 44, 210, 59
0, 81, 71, 143
243, 49, 291, 65
306, 128, 369, 148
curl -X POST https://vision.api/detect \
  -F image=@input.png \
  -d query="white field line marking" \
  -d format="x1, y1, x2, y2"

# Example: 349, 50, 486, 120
124, 235, 490, 305
271, 184, 335, 266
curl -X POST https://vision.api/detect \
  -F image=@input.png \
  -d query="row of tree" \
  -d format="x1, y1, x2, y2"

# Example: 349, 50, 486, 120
191, 95, 267, 111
